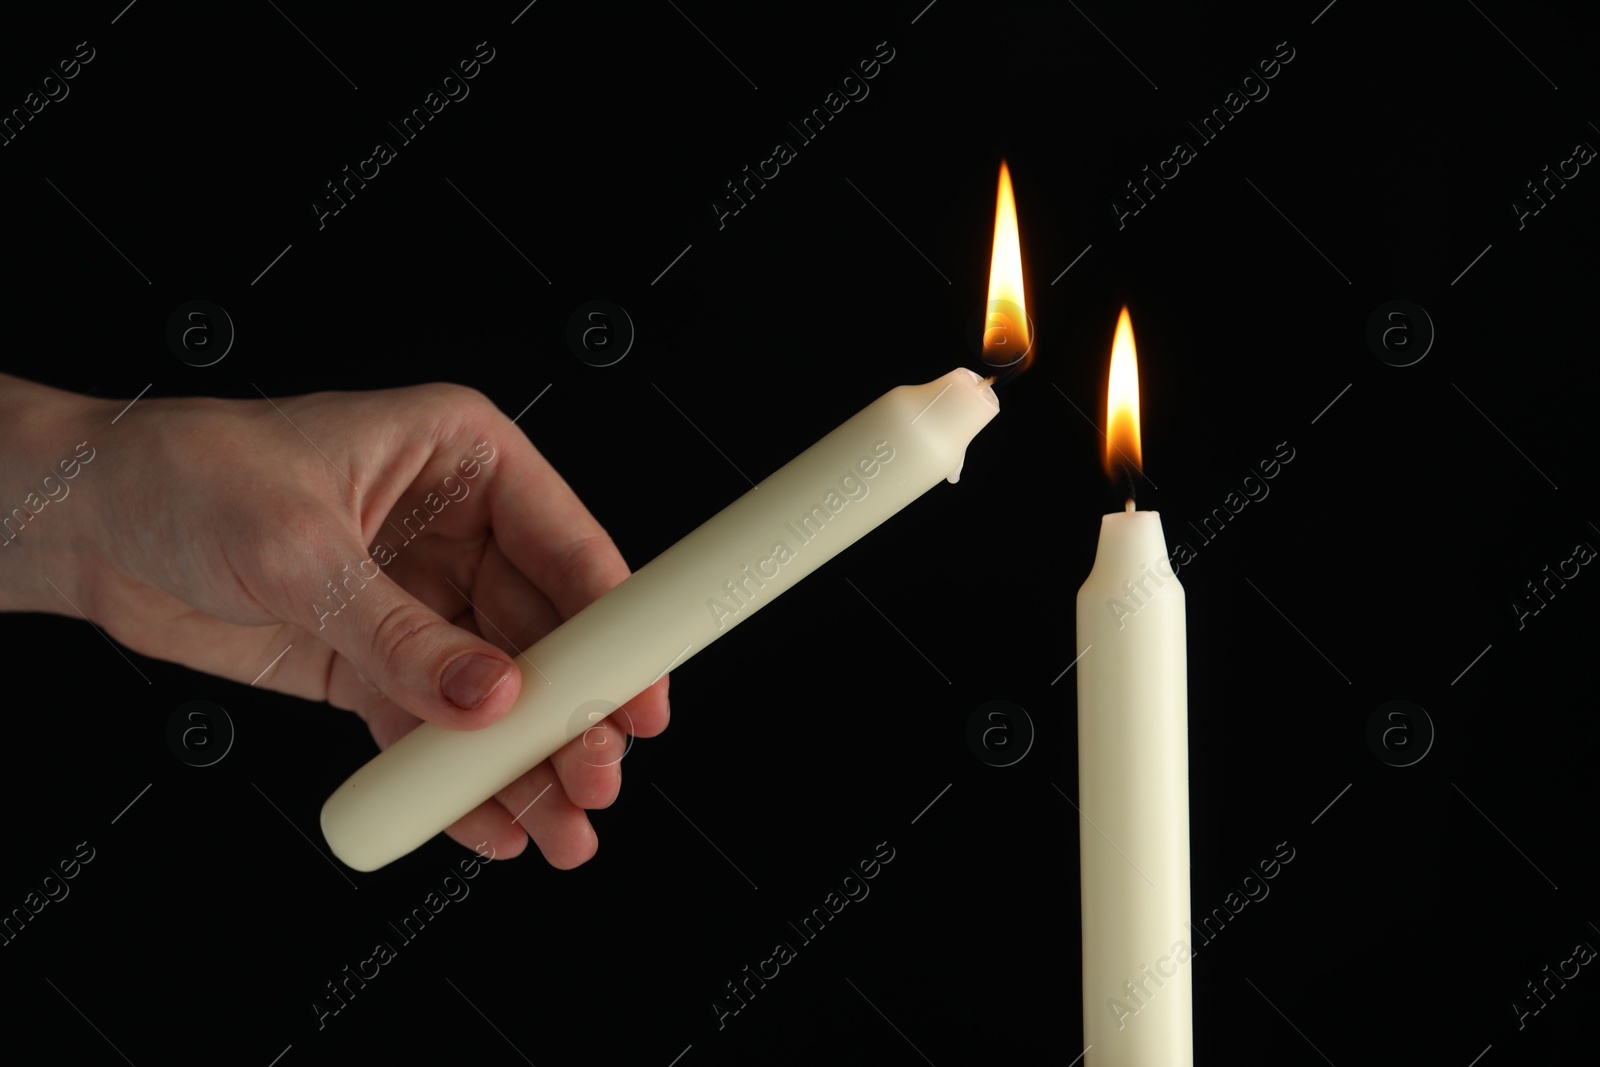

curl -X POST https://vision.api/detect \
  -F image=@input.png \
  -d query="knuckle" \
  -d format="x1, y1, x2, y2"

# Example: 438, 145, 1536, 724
369, 600, 441, 678
557, 529, 620, 581
254, 505, 344, 610
421, 382, 492, 419
449, 381, 490, 405
274, 505, 335, 554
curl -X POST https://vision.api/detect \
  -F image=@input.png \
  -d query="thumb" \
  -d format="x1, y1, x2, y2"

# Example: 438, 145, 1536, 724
303, 554, 520, 729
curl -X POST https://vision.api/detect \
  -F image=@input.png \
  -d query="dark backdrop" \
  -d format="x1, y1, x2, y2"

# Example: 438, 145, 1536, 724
2, 2, 1595, 1064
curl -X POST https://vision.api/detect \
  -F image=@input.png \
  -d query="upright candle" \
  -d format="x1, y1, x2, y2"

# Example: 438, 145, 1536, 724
1076, 308, 1192, 1065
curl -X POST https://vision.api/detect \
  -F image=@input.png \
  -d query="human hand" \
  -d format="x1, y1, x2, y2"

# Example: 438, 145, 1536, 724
12, 378, 667, 868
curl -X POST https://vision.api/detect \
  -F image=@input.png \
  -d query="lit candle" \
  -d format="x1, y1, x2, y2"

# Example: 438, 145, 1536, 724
1076, 308, 1192, 1065
319, 164, 1029, 872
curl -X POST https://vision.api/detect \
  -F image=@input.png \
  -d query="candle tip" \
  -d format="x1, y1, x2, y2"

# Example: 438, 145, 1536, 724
1125, 498, 1136, 513
980, 360, 1026, 389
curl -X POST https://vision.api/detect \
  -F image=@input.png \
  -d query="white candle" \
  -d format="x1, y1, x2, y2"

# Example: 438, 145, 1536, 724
1076, 309, 1192, 1065
321, 369, 999, 871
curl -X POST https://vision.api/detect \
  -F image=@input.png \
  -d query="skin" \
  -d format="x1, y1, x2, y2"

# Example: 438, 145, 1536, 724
0, 374, 669, 869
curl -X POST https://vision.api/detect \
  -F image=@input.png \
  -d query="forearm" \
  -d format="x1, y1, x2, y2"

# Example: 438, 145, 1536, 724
0, 374, 114, 614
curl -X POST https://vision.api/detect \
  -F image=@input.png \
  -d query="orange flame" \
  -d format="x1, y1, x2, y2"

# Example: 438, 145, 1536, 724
1105, 306, 1142, 476
983, 160, 1031, 370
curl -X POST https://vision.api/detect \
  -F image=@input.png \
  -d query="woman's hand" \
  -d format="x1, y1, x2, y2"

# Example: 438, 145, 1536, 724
2, 376, 667, 868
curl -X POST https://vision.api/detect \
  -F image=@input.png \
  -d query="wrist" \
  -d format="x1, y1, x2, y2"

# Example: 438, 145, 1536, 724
0, 376, 117, 615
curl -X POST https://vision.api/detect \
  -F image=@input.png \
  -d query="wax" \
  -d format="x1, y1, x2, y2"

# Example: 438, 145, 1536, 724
321, 368, 999, 871
1076, 508, 1191, 1065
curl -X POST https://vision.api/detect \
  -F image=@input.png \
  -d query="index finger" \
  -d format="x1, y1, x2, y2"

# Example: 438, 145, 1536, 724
481, 419, 671, 739
480, 426, 634, 622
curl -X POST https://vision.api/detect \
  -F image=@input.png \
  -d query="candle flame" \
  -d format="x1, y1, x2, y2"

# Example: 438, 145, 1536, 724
1105, 306, 1142, 477
983, 160, 1031, 371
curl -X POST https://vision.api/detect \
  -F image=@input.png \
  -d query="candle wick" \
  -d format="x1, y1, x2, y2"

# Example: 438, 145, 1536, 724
1125, 498, 1136, 513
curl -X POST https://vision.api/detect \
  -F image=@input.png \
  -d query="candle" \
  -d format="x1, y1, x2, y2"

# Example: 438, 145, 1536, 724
319, 163, 1030, 873
1076, 308, 1192, 1065
321, 371, 998, 870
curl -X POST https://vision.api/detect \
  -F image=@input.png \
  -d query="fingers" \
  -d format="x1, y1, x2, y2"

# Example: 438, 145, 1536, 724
620, 675, 671, 739
480, 427, 673, 753
481, 433, 637, 622
371, 704, 605, 869
355, 699, 598, 868
436, 757, 615, 870
268, 531, 522, 731
550, 715, 629, 808
492, 762, 600, 869
458, 539, 566, 658
443, 797, 531, 864
441, 722, 639, 870
467, 544, 669, 740
310, 389, 676, 871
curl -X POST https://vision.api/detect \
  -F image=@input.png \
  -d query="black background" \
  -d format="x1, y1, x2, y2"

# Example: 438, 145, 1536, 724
2, 2, 1596, 1064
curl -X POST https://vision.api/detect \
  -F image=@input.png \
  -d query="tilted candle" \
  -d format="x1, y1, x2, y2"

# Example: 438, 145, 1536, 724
321, 369, 999, 871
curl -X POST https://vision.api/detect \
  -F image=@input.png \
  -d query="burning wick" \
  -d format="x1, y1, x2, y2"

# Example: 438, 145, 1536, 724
1105, 305, 1142, 513
981, 160, 1033, 383
1113, 462, 1139, 511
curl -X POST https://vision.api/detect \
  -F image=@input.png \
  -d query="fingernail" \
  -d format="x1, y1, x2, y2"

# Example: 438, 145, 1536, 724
442, 654, 513, 711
